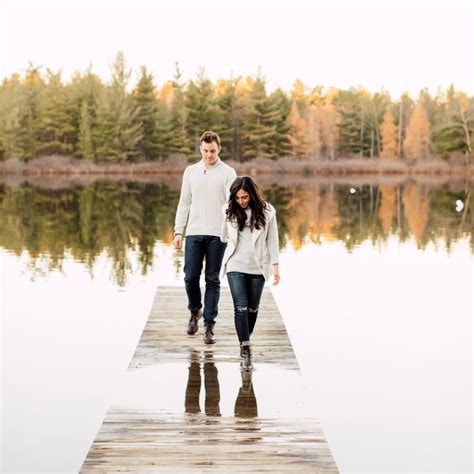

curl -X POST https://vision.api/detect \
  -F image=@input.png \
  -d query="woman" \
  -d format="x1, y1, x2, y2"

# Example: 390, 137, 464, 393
220, 176, 280, 371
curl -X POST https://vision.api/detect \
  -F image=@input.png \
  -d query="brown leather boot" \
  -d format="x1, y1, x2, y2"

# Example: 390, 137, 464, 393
187, 309, 202, 335
203, 321, 216, 344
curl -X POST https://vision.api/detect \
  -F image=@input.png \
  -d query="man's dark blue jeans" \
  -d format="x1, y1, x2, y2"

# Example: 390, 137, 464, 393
227, 271, 265, 343
184, 235, 227, 326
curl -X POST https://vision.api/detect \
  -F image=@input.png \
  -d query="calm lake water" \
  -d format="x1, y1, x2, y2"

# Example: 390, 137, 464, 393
2, 176, 472, 473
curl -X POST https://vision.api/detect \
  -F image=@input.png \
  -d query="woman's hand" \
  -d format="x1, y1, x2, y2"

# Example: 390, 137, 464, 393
273, 264, 280, 286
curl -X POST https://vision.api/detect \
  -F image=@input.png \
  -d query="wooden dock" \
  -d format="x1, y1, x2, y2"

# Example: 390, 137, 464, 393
81, 286, 338, 473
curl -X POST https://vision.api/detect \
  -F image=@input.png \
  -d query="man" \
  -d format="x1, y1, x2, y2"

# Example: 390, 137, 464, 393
173, 131, 236, 344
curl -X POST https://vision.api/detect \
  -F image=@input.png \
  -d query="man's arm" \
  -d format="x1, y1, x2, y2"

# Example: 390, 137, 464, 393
173, 168, 191, 249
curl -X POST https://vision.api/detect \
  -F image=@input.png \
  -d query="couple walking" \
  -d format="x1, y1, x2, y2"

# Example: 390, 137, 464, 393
173, 131, 280, 371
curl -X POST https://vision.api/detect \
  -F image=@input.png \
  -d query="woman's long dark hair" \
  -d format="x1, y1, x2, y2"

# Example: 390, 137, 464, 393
226, 176, 267, 231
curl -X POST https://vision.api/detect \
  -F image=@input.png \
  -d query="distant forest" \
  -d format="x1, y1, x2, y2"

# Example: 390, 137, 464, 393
0, 52, 472, 164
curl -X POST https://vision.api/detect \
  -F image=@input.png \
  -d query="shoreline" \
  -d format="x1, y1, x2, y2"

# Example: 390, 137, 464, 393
0, 155, 472, 184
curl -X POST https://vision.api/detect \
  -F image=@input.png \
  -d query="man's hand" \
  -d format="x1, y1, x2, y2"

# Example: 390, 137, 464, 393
173, 234, 183, 249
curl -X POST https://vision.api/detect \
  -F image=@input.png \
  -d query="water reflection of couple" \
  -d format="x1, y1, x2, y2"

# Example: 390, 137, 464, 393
184, 351, 257, 418
173, 131, 280, 372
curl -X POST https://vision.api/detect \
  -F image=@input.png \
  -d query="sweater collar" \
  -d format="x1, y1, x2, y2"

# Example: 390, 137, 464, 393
200, 157, 222, 170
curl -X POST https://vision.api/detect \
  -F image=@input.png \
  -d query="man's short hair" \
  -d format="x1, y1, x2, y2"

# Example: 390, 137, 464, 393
200, 131, 221, 148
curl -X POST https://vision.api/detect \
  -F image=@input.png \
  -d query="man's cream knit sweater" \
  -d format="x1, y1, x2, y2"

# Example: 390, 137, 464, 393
174, 157, 237, 237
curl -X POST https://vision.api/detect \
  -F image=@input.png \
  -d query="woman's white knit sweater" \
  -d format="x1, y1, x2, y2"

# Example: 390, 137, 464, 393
174, 157, 236, 237
226, 208, 261, 275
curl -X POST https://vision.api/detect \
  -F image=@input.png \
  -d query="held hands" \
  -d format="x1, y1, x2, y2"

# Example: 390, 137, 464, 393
273, 264, 280, 286
173, 234, 183, 250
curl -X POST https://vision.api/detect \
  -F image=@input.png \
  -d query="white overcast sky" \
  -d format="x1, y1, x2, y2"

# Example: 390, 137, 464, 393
1, 0, 473, 98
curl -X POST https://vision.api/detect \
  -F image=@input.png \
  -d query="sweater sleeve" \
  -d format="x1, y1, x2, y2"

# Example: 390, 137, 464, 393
266, 213, 279, 265
225, 168, 237, 200
220, 220, 229, 243
220, 205, 229, 243
174, 167, 191, 235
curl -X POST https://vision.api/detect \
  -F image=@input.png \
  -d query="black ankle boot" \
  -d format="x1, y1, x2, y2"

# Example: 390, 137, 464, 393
240, 344, 253, 371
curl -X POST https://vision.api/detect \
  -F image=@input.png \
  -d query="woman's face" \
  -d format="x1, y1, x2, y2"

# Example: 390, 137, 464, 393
235, 189, 251, 209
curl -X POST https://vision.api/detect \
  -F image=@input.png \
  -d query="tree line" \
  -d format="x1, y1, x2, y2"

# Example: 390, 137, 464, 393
0, 52, 472, 164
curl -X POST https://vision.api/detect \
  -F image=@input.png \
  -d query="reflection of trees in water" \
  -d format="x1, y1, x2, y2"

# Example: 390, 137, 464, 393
403, 182, 430, 243
267, 182, 471, 252
0, 180, 471, 283
0, 181, 179, 285
282, 185, 340, 250
378, 185, 397, 236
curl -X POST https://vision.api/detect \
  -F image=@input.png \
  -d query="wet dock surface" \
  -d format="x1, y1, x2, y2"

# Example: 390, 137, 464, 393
81, 287, 338, 472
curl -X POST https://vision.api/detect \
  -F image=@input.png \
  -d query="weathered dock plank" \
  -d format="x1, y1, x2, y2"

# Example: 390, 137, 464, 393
129, 286, 298, 370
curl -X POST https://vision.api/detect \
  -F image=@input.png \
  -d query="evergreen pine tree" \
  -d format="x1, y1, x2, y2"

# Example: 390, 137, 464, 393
95, 52, 142, 162
69, 66, 103, 158
132, 66, 162, 160
78, 99, 95, 161
267, 88, 291, 158
434, 86, 473, 157
37, 70, 75, 156
185, 68, 221, 155
0, 74, 24, 159
240, 75, 280, 160
18, 64, 44, 161
169, 63, 190, 156
215, 77, 243, 160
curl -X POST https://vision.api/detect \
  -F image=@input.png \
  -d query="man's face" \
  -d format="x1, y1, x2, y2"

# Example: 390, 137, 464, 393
200, 140, 220, 166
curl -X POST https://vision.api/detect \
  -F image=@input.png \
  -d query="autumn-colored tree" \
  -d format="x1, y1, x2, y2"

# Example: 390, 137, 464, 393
392, 92, 414, 159
158, 81, 174, 106
318, 90, 340, 160
403, 101, 431, 161
292, 79, 309, 105
307, 105, 322, 160
286, 100, 309, 157
380, 106, 398, 160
